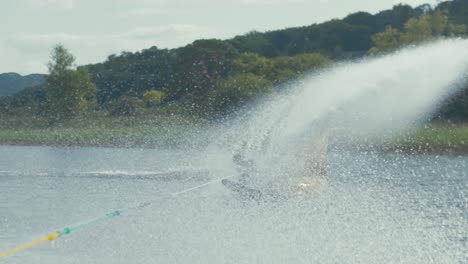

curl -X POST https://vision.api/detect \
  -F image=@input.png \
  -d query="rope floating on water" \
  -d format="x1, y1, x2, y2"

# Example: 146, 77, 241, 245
0, 175, 233, 258
0, 233, 58, 258
0, 211, 119, 258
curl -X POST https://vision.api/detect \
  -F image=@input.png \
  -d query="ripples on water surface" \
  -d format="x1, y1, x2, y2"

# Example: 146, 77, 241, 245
0, 145, 466, 263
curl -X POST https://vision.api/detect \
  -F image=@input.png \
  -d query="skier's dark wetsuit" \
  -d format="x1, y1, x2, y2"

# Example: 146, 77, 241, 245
222, 154, 264, 201
223, 131, 330, 201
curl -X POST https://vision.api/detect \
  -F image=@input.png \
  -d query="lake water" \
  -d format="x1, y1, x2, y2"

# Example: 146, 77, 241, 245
0, 145, 466, 263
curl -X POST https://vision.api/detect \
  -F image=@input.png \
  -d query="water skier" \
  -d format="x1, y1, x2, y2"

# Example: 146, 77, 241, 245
223, 130, 330, 200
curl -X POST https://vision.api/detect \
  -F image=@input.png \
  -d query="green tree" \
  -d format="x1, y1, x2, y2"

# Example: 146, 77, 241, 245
232, 53, 274, 78
85, 46, 175, 105
0, 96, 12, 113
209, 73, 272, 116
369, 11, 467, 54
436, 0, 468, 28
270, 53, 330, 83
143, 90, 166, 107
447, 23, 466, 36
11, 85, 46, 111
369, 26, 403, 54
401, 15, 433, 44
232, 52, 329, 84
44, 44, 96, 120
110, 96, 144, 116
168, 39, 239, 112
430, 11, 449, 35
228, 31, 278, 56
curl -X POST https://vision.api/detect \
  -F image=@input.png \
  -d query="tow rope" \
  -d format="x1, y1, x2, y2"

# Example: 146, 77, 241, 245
0, 175, 233, 258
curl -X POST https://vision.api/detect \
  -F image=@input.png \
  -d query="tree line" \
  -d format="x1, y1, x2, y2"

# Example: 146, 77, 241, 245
1, 0, 467, 122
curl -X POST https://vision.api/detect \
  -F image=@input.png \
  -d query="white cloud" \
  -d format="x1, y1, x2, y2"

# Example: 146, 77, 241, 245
118, 8, 170, 18
117, 0, 171, 7
122, 24, 222, 43
19, 0, 76, 10
117, 0, 233, 7
1, 24, 228, 73
241, 0, 307, 4
7, 24, 226, 52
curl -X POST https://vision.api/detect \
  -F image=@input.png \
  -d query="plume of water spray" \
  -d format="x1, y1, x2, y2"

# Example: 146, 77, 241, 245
210, 38, 468, 186
286, 39, 468, 139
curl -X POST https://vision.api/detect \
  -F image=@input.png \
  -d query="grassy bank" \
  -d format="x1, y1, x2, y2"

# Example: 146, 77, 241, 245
357, 124, 468, 154
0, 111, 209, 148
1, 112, 468, 154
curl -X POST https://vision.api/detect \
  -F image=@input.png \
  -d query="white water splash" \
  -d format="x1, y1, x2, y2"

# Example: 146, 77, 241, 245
211, 39, 468, 173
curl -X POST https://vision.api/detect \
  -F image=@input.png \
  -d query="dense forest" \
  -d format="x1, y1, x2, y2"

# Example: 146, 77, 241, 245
1, 0, 467, 122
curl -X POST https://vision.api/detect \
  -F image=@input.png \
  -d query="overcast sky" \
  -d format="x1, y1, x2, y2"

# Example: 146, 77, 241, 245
0, 0, 437, 74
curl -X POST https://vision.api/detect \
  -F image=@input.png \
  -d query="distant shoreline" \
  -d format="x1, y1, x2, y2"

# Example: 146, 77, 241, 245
0, 128, 196, 149
2, 141, 467, 155
338, 143, 468, 156
1, 125, 467, 155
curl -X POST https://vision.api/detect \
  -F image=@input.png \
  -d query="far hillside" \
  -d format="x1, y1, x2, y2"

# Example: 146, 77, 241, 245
0, 73, 45, 96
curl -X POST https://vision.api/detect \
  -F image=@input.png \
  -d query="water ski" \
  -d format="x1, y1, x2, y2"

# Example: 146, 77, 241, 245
222, 179, 262, 201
